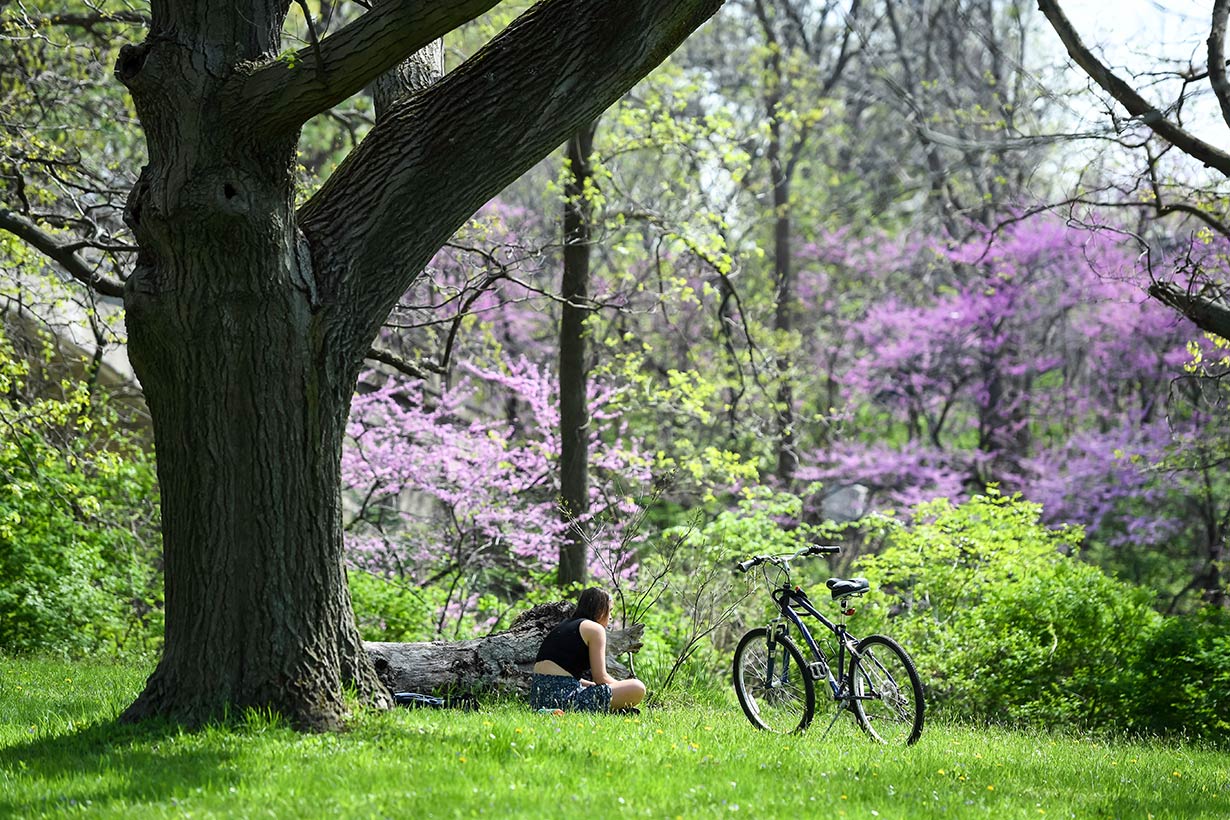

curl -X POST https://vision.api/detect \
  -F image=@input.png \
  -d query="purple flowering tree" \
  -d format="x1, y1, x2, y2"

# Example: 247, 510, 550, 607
344, 342, 653, 635
797, 215, 1226, 605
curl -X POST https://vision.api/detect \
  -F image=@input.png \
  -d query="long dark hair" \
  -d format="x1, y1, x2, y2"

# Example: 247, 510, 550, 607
571, 587, 612, 623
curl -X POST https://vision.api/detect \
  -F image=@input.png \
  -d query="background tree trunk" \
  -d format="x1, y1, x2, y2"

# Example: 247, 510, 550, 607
558, 121, 598, 586
753, 0, 797, 486
770, 126, 796, 486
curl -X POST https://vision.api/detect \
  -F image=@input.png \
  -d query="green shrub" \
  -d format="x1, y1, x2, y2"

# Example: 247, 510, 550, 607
1125, 606, 1230, 744
0, 327, 162, 656
856, 491, 1162, 729
687, 484, 836, 560
347, 569, 436, 642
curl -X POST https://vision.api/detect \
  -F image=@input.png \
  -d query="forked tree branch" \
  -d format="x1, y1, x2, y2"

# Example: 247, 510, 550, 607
299, 0, 725, 354
1037, 0, 1230, 178
229, 0, 498, 135
0, 208, 125, 298
821, 0, 863, 95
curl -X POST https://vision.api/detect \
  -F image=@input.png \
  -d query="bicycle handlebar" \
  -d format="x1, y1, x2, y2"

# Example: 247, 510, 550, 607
734, 544, 842, 573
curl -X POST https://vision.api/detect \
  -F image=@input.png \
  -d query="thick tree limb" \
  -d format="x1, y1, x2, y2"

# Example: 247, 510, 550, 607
1210, 0, 1230, 133
1149, 281, 1230, 340
229, 0, 497, 135
300, 0, 725, 355
365, 601, 644, 696
0, 208, 125, 298
1037, 0, 1230, 178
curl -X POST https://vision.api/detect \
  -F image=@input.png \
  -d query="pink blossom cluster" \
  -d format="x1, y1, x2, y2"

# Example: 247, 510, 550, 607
797, 214, 1219, 548
342, 352, 653, 595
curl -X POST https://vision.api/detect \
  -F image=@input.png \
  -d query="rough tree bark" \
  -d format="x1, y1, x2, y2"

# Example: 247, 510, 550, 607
366, 602, 643, 696
103, 0, 724, 730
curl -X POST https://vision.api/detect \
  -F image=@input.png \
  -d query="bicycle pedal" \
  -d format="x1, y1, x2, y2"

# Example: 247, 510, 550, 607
808, 662, 828, 680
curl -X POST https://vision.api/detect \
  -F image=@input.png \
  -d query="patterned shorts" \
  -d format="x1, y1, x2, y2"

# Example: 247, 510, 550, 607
528, 673, 612, 713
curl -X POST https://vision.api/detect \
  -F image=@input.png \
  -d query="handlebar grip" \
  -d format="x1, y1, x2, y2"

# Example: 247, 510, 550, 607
735, 558, 757, 573
806, 544, 842, 556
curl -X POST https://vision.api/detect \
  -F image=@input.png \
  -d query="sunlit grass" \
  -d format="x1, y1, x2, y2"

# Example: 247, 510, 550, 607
2, 657, 1227, 818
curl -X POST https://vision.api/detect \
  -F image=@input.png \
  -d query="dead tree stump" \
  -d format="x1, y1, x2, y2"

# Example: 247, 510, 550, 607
365, 601, 644, 697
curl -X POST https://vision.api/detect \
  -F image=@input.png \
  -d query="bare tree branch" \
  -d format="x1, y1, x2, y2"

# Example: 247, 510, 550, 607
0, 208, 125, 298
22, 10, 148, 30
821, 0, 863, 95
293, 0, 326, 72
1154, 201, 1230, 239
1142, 142, 1230, 240
229, 0, 498, 135
1037, 0, 1230, 177
364, 345, 441, 380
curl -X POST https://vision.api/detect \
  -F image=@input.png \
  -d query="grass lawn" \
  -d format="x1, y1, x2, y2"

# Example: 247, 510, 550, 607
1, 657, 1226, 818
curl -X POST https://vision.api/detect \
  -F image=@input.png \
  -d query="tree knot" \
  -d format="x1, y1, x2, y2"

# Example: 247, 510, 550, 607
116, 42, 150, 86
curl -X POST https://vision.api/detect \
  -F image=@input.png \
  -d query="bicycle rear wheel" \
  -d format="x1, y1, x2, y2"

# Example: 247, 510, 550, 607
850, 634, 924, 745
733, 627, 815, 733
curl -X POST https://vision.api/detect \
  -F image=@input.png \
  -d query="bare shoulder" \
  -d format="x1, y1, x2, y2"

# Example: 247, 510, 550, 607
578, 619, 605, 643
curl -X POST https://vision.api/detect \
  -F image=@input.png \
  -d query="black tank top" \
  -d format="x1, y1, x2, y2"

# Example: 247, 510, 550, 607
535, 617, 591, 679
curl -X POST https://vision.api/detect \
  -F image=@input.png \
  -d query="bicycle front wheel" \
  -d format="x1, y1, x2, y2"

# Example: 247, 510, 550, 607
851, 634, 924, 745
733, 627, 815, 733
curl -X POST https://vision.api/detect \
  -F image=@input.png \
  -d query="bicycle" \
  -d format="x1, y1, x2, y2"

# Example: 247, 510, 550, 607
731, 544, 924, 745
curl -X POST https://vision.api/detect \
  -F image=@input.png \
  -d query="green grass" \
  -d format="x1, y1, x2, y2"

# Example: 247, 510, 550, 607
2, 657, 1227, 818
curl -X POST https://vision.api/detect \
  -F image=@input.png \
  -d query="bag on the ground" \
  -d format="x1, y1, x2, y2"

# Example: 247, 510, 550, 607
393, 692, 478, 710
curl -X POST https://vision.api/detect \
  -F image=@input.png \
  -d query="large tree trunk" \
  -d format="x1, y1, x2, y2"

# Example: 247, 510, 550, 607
366, 602, 643, 696
114, 9, 386, 730
123, 276, 383, 728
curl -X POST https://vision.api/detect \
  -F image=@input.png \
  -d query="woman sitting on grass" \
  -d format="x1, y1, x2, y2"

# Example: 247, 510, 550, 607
530, 587, 646, 713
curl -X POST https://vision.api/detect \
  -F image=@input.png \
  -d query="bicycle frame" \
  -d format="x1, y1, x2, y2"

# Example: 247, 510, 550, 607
765, 582, 860, 702
734, 545, 925, 743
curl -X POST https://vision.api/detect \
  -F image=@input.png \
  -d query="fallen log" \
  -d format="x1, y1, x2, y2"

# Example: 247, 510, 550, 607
365, 601, 644, 698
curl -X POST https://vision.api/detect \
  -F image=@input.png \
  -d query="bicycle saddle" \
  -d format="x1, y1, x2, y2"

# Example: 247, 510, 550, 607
825, 577, 869, 599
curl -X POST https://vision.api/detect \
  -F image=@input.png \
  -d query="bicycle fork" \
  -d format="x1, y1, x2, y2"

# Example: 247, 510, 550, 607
764, 622, 788, 690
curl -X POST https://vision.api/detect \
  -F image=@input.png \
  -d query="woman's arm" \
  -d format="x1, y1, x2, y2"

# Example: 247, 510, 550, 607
579, 619, 614, 686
